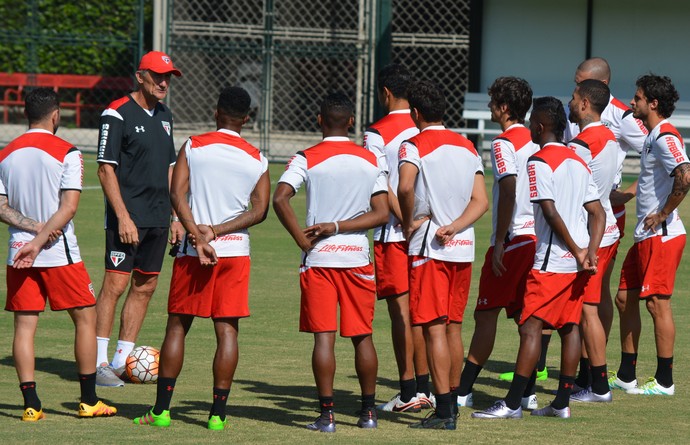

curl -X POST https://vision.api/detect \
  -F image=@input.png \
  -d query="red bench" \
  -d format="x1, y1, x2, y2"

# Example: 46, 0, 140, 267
0, 73, 132, 127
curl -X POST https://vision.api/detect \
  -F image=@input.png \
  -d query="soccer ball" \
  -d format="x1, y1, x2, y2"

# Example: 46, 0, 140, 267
125, 346, 160, 384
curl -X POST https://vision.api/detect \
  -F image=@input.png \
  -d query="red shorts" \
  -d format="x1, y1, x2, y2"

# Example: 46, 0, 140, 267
5, 262, 96, 312
299, 264, 376, 337
168, 256, 250, 319
582, 241, 620, 304
618, 235, 686, 298
476, 235, 536, 317
374, 241, 409, 299
409, 256, 471, 325
613, 205, 626, 239
520, 269, 588, 329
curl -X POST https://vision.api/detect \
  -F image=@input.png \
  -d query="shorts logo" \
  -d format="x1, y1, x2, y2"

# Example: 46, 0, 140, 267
135, 126, 145, 133
88, 282, 95, 296
162, 121, 171, 136
110, 251, 126, 267
477, 298, 488, 305
641, 284, 650, 292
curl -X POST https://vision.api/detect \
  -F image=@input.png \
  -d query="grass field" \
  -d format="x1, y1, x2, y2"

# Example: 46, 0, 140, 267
1, 154, 689, 444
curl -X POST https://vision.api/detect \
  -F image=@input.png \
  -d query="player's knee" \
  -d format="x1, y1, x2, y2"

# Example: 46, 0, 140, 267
614, 290, 627, 312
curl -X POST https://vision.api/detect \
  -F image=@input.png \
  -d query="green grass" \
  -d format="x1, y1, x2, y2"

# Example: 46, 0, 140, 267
1, 154, 689, 443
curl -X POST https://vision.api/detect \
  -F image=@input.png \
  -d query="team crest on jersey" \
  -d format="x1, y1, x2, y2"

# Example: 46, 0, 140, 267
162, 121, 171, 136
110, 251, 126, 267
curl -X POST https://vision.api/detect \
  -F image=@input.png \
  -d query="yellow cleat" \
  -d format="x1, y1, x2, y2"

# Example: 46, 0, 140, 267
78, 400, 117, 417
22, 407, 46, 422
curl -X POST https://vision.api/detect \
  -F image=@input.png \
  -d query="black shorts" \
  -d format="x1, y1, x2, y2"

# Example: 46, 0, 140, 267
104, 227, 168, 274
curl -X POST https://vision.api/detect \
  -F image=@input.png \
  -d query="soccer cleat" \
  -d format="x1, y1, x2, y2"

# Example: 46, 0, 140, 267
457, 392, 473, 407
471, 400, 523, 419
208, 415, 227, 430
376, 393, 422, 412
531, 404, 571, 418
96, 364, 124, 387
499, 367, 548, 382
521, 394, 538, 410
133, 408, 170, 426
78, 400, 117, 417
417, 392, 435, 409
608, 371, 637, 391
626, 377, 674, 396
22, 407, 45, 422
356, 407, 378, 429
306, 411, 336, 433
570, 387, 612, 403
409, 411, 456, 430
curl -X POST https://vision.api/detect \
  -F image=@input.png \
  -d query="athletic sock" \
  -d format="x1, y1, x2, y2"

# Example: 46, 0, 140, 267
450, 386, 459, 415
361, 393, 375, 411
574, 357, 591, 389
505, 374, 529, 410
415, 373, 431, 397
79, 372, 98, 405
96, 337, 110, 366
111, 340, 135, 369
551, 375, 575, 410
435, 392, 452, 419
318, 396, 334, 415
154, 377, 177, 414
20, 381, 41, 410
617, 352, 638, 383
458, 360, 483, 396
522, 369, 537, 397
655, 356, 674, 388
537, 334, 551, 371
399, 378, 416, 403
210, 387, 230, 420
590, 365, 609, 395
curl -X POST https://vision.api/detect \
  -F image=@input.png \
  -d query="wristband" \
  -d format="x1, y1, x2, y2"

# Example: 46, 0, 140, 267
333, 221, 339, 235
171, 216, 180, 222
209, 224, 217, 240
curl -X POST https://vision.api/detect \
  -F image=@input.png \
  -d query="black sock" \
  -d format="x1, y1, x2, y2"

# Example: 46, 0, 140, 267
435, 392, 452, 419
574, 357, 591, 389
79, 373, 98, 405
551, 375, 575, 410
617, 352, 638, 383
522, 369, 537, 397
361, 393, 375, 411
537, 334, 551, 370
458, 360, 483, 396
655, 356, 673, 388
400, 378, 416, 403
210, 387, 230, 420
590, 365, 609, 395
415, 373, 431, 397
319, 396, 334, 415
20, 381, 41, 410
153, 377, 177, 414
505, 374, 529, 410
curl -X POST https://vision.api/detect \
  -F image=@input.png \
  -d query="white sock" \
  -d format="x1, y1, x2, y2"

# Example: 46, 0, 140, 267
97, 337, 110, 367
111, 340, 135, 369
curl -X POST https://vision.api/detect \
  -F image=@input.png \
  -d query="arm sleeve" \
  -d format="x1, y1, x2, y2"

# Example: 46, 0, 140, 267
584, 172, 600, 203
364, 130, 388, 173
97, 110, 124, 165
656, 133, 690, 176
529, 160, 554, 202
491, 138, 516, 179
61, 148, 84, 191
619, 113, 648, 154
398, 141, 421, 171
278, 153, 308, 192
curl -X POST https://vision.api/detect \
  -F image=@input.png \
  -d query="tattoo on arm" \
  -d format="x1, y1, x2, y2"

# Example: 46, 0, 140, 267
0, 196, 40, 232
671, 163, 690, 197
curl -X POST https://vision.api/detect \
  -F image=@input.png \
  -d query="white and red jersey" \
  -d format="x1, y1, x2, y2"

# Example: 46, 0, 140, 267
566, 95, 648, 188
634, 120, 689, 242
489, 124, 539, 246
0, 129, 84, 267
364, 110, 419, 243
528, 143, 600, 273
399, 126, 484, 262
279, 137, 387, 268
179, 129, 268, 258
568, 122, 620, 247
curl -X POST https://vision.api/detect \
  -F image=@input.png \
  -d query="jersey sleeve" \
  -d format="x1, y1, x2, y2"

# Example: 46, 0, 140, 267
0, 175, 6, 195
528, 160, 554, 202
584, 172, 599, 204
168, 118, 177, 166
97, 110, 124, 165
61, 148, 84, 191
491, 138, 517, 179
260, 153, 269, 174
656, 133, 690, 176
363, 130, 388, 173
398, 140, 420, 170
619, 113, 648, 154
278, 153, 308, 192
372, 166, 388, 195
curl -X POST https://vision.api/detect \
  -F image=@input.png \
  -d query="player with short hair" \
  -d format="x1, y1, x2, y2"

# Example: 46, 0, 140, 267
364, 64, 433, 413
566, 79, 620, 402
612, 74, 690, 395
95, 51, 185, 386
457, 77, 540, 410
133, 86, 270, 429
398, 80, 489, 429
273, 92, 389, 432
472, 96, 605, 419
1, 88, 117, 421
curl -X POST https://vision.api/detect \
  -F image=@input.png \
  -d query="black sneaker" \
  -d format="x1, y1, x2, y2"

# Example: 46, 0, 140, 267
306, 410, 336, 433
356, 407, 378, 429
409, 411, 456, 430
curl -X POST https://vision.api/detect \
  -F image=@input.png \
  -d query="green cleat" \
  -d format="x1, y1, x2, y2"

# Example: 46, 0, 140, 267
208, 415, 228, 430
499, 367, 548, 382
133, 408, 171, 427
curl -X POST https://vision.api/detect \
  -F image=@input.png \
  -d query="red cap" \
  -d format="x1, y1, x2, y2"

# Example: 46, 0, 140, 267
138, 51, 182, 77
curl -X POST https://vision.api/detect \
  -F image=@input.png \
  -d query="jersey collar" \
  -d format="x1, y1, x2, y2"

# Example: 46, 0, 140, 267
580, 121, 604, 132
26, 128, 53, 135
389, 109, 411, 115
217, 128, 241, 137
323, 136, 350, 142
421, 125, 445, 132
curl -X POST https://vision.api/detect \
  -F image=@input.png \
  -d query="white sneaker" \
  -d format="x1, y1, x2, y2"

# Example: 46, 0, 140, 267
417, 392, 435, 409
471, 400, 522, 419
570, 387, 613, 402
626, 377, 674, 396
457, 392, 473, 407
96, 364, 124, 387
521, 394, 538, 410
531, 404, 571, 418
376, 393, 422, 412
608, 371, 637, 391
